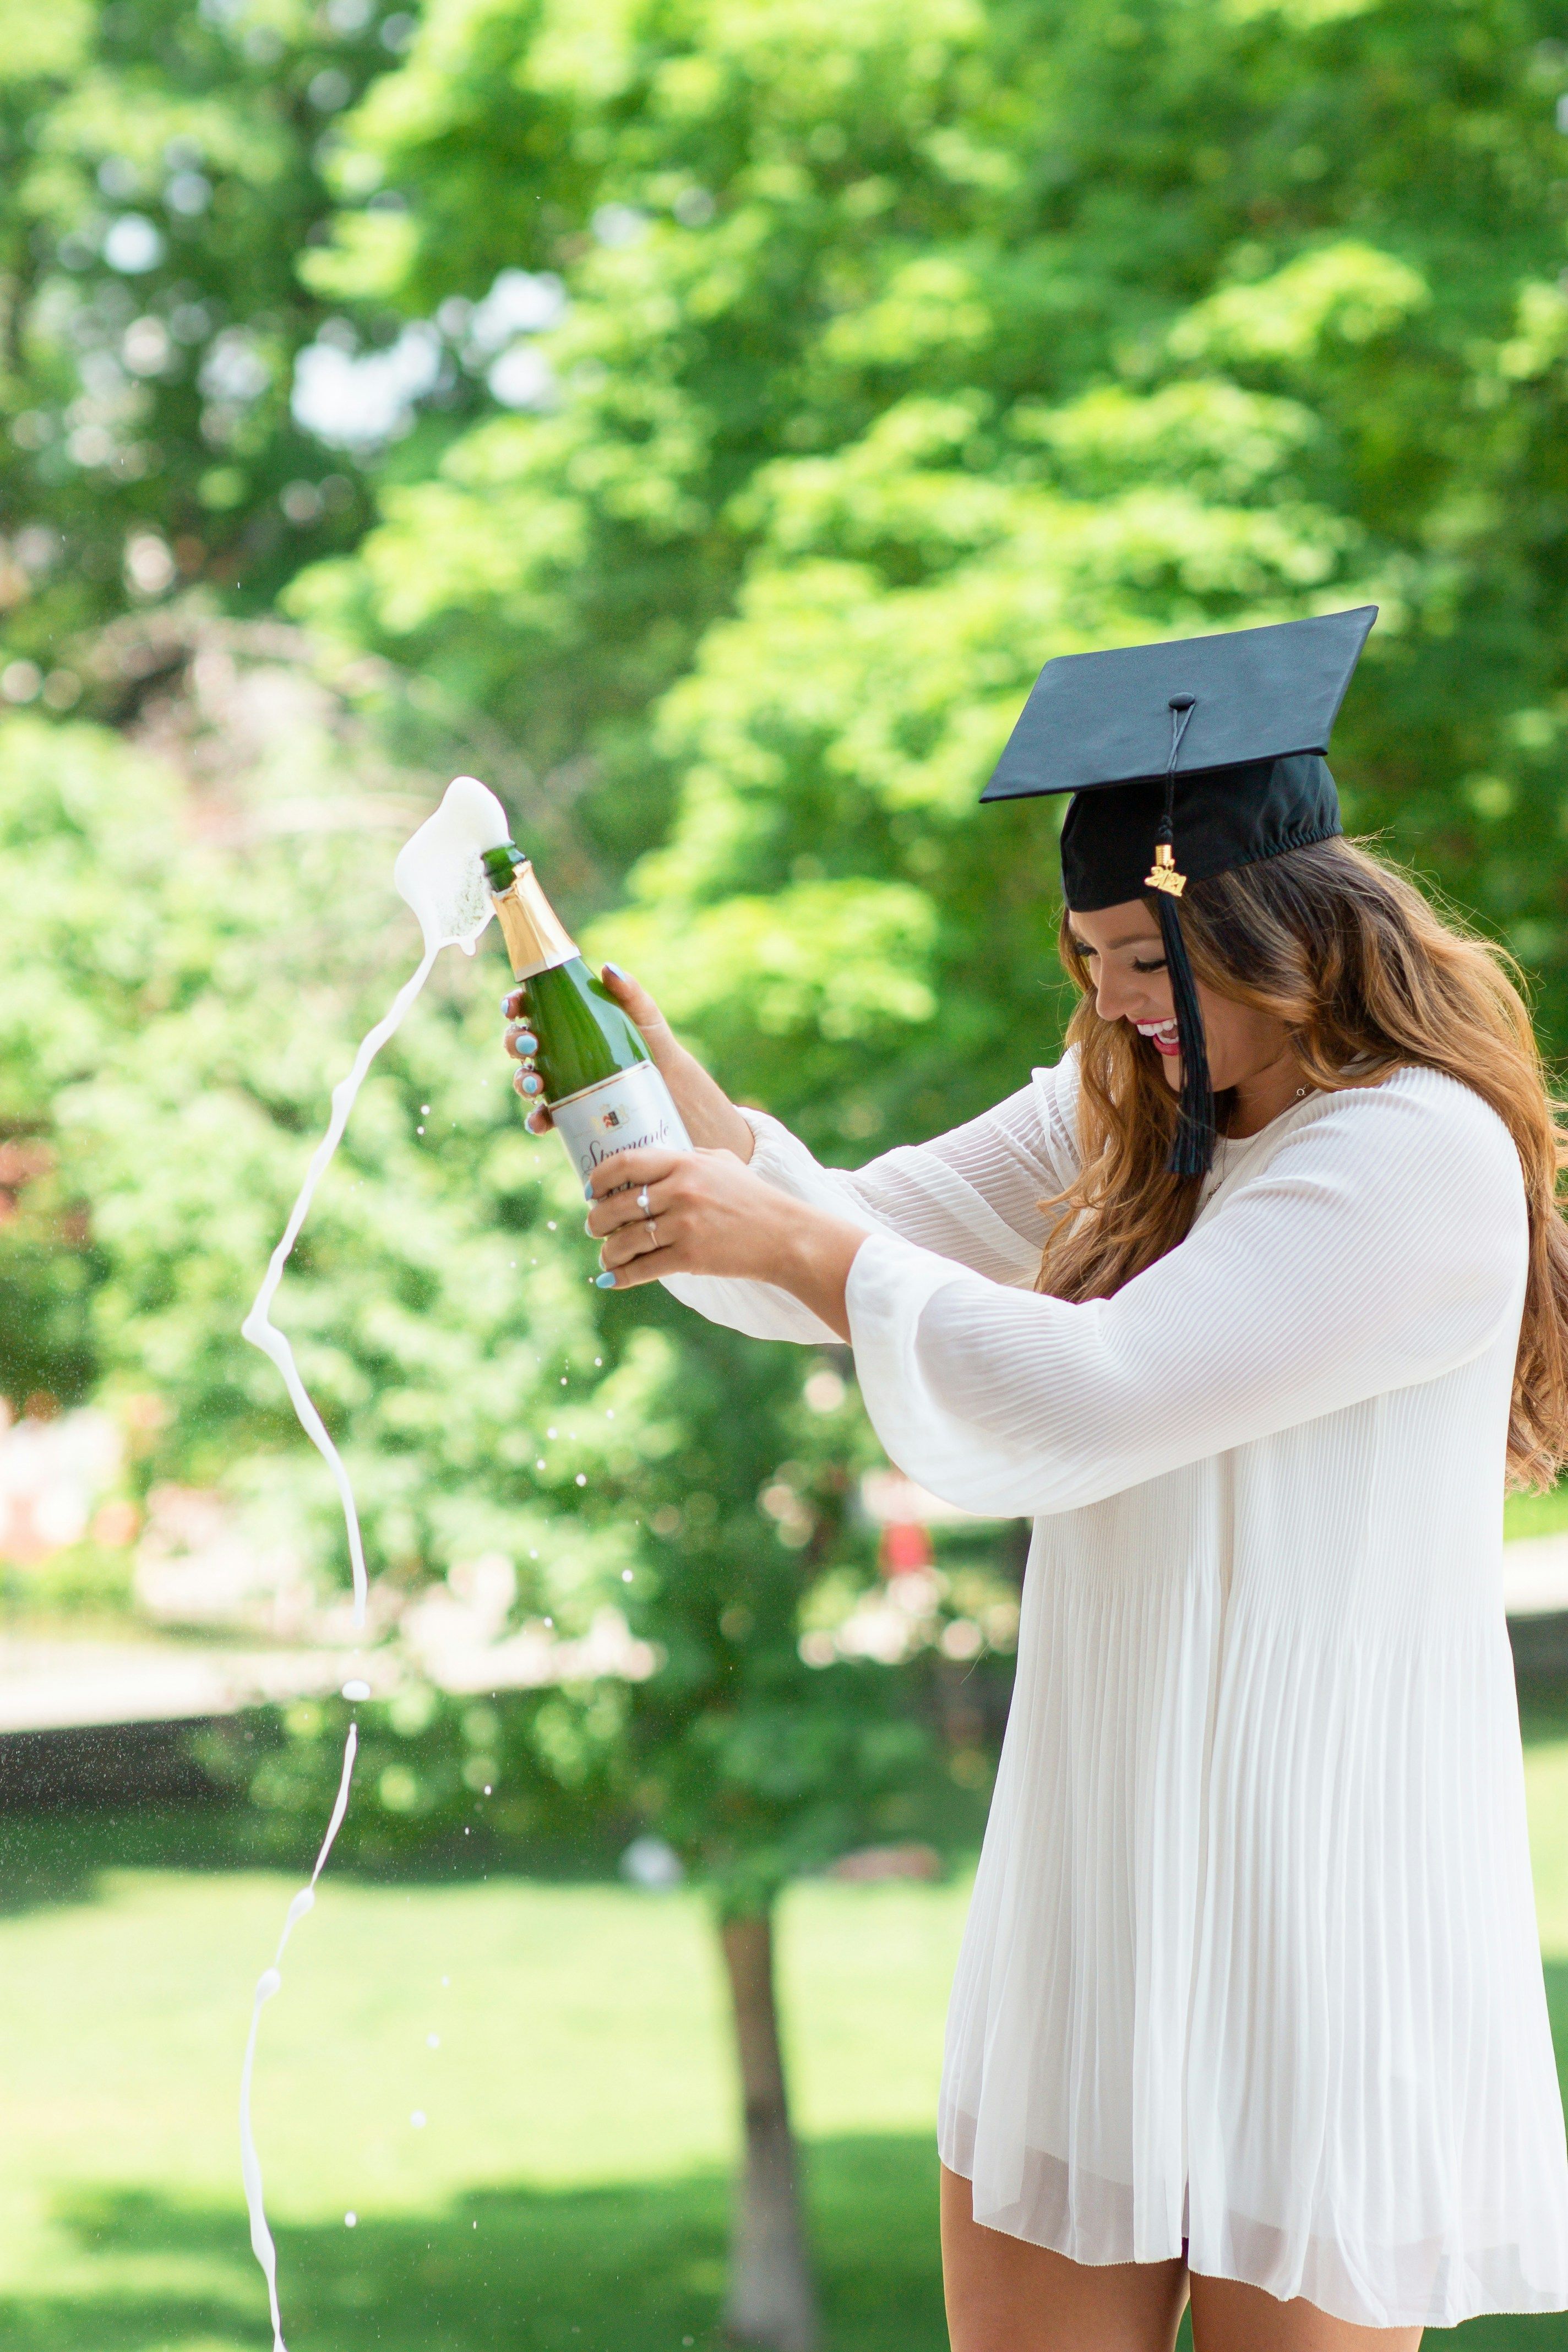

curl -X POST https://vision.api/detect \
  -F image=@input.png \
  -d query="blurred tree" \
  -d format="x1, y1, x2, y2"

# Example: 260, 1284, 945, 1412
0, 643, 995, 2349
0, 0, 435, 688
0, 668, 620, 1554
291, 0, 1568, 1058
0, 645, 670, 1865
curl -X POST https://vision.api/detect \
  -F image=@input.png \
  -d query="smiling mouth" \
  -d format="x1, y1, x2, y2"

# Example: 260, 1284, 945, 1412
1135, 1020, 1182, 1058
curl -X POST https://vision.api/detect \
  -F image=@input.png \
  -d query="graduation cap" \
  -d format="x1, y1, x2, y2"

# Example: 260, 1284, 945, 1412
982, 605, 1376, 1177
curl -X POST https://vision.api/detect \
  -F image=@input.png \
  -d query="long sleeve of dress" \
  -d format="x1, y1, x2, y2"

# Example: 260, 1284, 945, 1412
847, 1068, 1526, 1518
661, 1060, 1078, 1343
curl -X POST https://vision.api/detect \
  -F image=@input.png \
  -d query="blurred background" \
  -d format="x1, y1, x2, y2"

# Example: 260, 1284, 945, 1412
6, 0, 1568, 2345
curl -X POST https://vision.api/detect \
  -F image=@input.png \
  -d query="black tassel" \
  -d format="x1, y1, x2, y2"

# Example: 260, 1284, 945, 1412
1154, 891, 1215, 1178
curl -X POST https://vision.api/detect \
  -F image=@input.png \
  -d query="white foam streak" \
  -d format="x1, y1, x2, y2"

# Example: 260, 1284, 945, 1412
239, 773, 512, 1630
241, 946, 438, 1627
311, 1718, 360, 1886
238, 1991, 282, 2352
236, 774, 511, 2349
239, 1724, 360, 2352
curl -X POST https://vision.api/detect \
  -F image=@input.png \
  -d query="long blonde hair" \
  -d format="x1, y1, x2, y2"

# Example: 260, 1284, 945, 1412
1042, 834, 1568, 1489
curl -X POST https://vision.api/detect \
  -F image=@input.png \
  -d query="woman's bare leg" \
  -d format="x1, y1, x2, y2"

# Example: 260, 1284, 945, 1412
1189, 2273, 1422, 2352
940, 2164, 1189, 2352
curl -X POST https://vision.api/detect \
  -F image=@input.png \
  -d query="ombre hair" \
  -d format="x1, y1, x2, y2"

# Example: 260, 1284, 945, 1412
1042, 834, 1568, 1490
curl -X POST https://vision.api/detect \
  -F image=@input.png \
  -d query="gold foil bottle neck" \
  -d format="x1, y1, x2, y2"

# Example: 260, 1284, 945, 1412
492, 861, 580, 979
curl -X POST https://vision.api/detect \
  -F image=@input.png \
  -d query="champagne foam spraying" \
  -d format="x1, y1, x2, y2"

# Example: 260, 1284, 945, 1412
240, 775, 510, 1621
393, 774, 512, 956
237, 775, 510, 2348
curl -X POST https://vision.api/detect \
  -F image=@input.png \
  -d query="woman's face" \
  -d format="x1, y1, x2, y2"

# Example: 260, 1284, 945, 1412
1066, 898, 1288, 1096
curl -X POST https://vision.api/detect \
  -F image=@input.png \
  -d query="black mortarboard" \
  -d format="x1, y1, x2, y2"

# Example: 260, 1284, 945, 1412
982, 606, 1376, 1176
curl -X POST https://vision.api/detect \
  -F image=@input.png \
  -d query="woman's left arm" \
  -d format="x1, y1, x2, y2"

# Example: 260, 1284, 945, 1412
847, 1074, 1528, 1517
586, 1145, 870, 1341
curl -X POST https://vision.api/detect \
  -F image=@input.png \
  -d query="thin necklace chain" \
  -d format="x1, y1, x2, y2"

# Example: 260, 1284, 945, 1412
1221, 1079, 1313, 1152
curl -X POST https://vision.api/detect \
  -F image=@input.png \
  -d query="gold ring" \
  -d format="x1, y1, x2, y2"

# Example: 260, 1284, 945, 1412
646, 1217, 658, 1249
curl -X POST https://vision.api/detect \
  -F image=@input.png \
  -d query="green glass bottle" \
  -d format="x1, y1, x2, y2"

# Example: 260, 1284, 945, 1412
483, 842, 692, 1185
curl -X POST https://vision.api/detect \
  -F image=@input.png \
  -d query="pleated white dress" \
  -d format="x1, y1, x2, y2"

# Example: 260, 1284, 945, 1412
667, 1054, 1568, 2329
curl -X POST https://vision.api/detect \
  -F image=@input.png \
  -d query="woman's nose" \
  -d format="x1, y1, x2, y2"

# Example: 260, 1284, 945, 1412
1095, 968, 1138, 1023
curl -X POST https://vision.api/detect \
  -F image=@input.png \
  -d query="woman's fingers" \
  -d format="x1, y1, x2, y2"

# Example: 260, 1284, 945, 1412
584, 1145, 686, 1204
588, 1148, 696, 1281
598, 1215, 667, 1267
585, 1174, 675, 1238
505, 1025, 541, 1097
595, 1175, 680, 1287
500, 999, 547, 1110
598, 963, 670, 1038
582, 1141, 787, 1289
596, 1232, 677, 1289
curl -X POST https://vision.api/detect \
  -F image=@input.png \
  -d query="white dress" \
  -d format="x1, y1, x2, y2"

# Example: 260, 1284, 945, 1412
666, 1055, 1568, 2330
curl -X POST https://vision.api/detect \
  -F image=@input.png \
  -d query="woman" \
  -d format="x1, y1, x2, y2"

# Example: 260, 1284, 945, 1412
503, 625, 1568, 2349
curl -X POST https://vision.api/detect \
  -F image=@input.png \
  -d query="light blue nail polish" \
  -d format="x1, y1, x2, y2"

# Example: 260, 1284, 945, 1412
521, 1075, 542, 1095
584, 1182, 595, 1201
595, 1271, 617, 1288
604, 962, 629, 981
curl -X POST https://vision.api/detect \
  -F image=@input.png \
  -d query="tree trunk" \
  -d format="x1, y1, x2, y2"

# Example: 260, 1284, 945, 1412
717, 1909, 819, 2352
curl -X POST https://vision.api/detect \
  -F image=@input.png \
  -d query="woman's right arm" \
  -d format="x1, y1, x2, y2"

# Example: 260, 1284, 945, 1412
504, 965, 1071, 1343
505, 966, 1071, 1286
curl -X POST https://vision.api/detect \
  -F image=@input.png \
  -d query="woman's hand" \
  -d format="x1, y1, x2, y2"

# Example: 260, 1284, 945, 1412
502, 965, 756, 1160
584, 1145, 867, 1342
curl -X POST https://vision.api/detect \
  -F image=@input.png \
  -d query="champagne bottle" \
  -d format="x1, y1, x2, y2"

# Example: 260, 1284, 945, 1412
482, 842, 692, 1185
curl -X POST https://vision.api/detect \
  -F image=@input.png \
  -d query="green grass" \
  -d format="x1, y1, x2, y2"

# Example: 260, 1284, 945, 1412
0, 1816, 959, 2350
8, 1755, 1568, 2351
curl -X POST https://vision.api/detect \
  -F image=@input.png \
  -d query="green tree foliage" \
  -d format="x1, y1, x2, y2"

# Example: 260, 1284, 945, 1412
0, 650, 978, 2344
0, 0, 423, 674
296, 0, 1568, 1116
0, 677, 634, 1642
0, 640, 977, 1887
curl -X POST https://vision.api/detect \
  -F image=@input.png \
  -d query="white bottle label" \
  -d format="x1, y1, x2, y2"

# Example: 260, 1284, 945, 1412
550, 1061, 693, 1187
